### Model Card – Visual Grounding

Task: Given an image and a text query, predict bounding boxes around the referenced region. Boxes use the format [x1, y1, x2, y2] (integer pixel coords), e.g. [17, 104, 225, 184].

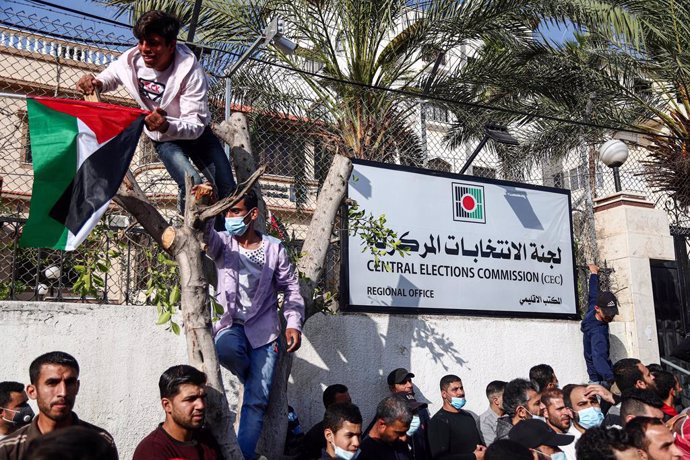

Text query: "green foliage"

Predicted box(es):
[144, 249, 181, 335]
[348, 202, 409, 265]
[71, 223, 121, 300]
[0, 280, 27, 300]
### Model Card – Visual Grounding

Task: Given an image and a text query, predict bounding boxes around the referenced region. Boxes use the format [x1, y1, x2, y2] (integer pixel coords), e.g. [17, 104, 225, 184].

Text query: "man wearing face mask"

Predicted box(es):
[508, 419, 573, 460]
[322, 403, 362, 460]
[205, 188, 305, 460]
[385, 368, 432, 460]
[495, 379, 542, 441]
[541, 389, 576, 460]
[581, 264, 619, 386]
[562, 384, 607, 452]
[428, 374, 485, 459]
[0, 382, 33, 440]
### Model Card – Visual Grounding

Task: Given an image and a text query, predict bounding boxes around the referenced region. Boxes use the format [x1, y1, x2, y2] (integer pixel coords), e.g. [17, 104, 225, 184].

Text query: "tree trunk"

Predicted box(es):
[254, 154, 352, 459]
[173, 225, 243, 460]
[297, 154, 353, 317]
[214, 114, 268, 231]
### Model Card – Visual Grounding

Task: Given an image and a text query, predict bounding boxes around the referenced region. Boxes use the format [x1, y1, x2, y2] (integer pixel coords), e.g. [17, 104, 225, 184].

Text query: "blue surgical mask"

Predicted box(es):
[407, 415, 421, 435]
[450, 397, 466, 410]
[224, 209, 254, 236]
[577, 406, 604, 429]
[549, 452, 567, 460]
[532, 415, 546, 422]
[332, 443, 359, 460]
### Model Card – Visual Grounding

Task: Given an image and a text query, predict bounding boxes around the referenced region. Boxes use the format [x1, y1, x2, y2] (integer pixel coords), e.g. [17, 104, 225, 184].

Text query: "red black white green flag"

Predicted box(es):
[20, 97, 146, 250]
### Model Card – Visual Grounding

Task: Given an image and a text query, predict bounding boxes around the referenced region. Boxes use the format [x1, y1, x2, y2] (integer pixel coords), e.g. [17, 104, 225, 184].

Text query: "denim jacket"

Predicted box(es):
[206, 229, 304, 349]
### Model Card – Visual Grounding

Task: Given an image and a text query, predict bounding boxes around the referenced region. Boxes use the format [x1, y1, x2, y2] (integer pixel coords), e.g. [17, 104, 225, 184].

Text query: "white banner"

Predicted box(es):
[345, 160, 578, 317]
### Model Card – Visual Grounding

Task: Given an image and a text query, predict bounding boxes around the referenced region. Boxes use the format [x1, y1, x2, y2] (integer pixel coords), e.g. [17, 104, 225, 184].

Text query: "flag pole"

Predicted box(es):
[0, 93, 27, 100]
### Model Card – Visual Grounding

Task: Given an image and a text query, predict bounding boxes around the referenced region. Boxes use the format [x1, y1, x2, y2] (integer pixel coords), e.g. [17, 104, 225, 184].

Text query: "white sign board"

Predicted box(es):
[344, 160, 578, 318]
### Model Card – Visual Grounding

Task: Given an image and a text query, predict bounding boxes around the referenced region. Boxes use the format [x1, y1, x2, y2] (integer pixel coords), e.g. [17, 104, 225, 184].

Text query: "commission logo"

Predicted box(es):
[452, 183, 485, 223]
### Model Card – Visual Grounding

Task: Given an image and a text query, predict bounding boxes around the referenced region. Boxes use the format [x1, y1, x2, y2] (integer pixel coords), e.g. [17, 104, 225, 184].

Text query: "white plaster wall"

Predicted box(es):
[0, 302, 189, 459]
[289, 312, 589, 430]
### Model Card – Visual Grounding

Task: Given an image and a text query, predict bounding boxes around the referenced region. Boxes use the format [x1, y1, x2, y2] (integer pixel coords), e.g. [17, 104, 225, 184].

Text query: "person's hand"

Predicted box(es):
[585, 384, 615, 404]
[285, 328, 301, 353]
[474, 445, 486, 460]
[588, 263, 600, 275]
[191, 183, 216, 204]
[144, 108, 170, 132]
[76, 73, 102, 95]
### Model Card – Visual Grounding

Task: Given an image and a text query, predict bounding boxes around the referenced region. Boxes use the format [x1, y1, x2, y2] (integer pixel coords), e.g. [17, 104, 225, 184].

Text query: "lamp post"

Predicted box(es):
[598, 139, 629, 192]
[224, 18, 297, 126]
[459, 124, 519, 175]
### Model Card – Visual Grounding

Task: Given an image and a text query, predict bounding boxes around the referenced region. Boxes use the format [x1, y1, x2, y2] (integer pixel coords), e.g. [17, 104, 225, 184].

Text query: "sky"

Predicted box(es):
[5, 0, 578, 46]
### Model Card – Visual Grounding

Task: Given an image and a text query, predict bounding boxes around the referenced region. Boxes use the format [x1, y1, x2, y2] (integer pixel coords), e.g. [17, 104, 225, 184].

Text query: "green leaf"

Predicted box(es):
[170, 321, 181, 335]
[156, 311, 172, 325]
[169, 285, 181, 305]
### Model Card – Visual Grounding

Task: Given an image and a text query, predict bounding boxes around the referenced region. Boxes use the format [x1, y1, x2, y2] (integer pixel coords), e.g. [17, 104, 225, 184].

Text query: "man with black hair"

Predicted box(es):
[480, 380, 506, 446]
[359, 394, 413, 460]
[0, 382, 33, 439]
[207, 188, 304, 460]
[133, 365, 221, 459]
[529, 365, 559, 393]
[321, 403, 362, 460]
[615, 359, 656, 393]
[25, 426, 117, 460]
[563, 384, 607, 434]
[626, 416, 681, 459]
[302, 384, 353, 459]
[0, 351, 117, 460]
[495, 379, 541, 441]
[428, 374, 485, 459]
[581, 263, 618, 385]
[385, 368, 431, 460]
[575, 426, 639, 460]
[77, 10, 235, 213]
[604, 358, 657, 426]
[620, 389, 665, 427]
[649, 370, 679, 420]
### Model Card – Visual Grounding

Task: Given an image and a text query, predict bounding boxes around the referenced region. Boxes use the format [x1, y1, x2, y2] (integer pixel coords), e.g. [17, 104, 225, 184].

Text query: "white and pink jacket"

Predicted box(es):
[97, 43, 210, 142]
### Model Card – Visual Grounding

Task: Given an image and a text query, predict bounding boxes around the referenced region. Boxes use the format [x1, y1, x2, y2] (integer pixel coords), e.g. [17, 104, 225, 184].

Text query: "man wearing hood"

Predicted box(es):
[581, 264, 619, 386]
[77, 10, 235, 214]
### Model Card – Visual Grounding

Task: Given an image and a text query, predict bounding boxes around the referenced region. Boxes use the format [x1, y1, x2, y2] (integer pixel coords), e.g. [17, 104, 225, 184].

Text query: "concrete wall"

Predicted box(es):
[0, 302, 189, 458]
[289, 312, 589, 430]
[0, 301, 592, 458]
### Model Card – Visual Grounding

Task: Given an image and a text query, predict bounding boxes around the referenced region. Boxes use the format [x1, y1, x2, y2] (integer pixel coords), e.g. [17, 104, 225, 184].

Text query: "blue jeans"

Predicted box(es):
[153, 126, 236, 213]
[215, 325, 279, 460]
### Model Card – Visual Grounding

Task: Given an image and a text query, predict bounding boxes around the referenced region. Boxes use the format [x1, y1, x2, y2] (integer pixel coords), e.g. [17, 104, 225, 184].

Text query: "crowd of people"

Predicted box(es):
[1, 354, 689, 460]
[1, 5, 686, 460]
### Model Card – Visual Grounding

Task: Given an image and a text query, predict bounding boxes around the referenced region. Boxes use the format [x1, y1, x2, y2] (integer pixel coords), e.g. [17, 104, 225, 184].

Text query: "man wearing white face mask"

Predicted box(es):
[322, 403, 362, 460]
[428, 374, 485, 459]
[205, 188, 305, 460]
[508, 419, 573, 460]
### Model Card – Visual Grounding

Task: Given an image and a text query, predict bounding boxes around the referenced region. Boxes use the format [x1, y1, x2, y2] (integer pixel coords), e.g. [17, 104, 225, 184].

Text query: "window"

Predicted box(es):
[569, 167, 581, 190]
[18, 111, 31, 163]
[302, 58, 323, 74]
[335, 32, 345, 52]
[472, 166, 496, 179]
[427, 104, 450, 123]
[427, 157, 452, 172]
[552, 172, 566, 189]
[421, 45, 445, 65]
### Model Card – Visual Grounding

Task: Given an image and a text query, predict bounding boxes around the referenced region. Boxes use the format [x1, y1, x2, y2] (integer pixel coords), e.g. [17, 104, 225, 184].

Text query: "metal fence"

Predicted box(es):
[0, 6, 681, 313]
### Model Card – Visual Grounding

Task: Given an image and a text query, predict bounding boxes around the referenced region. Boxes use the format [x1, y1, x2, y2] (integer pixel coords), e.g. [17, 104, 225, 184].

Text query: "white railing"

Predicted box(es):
[0, 29, 120, 65]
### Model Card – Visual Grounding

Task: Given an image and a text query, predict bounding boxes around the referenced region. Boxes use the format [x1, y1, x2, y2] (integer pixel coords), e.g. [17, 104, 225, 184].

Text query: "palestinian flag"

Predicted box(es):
[20, 97, 146, 251]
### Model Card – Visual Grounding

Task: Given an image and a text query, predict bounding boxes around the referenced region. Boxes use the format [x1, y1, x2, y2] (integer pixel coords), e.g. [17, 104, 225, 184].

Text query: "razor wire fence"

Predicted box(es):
[0, 6, 681, 313]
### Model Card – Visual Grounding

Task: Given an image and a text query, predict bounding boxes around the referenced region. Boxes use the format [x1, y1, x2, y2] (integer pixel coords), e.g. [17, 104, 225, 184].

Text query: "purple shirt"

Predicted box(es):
[206, 229, 305, 348]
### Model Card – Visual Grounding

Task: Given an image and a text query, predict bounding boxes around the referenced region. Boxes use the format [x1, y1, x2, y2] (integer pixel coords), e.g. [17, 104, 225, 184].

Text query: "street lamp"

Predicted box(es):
[224, 18, 297, 124]
[599, 139, 629, 192]
[459, 124, 519, 175]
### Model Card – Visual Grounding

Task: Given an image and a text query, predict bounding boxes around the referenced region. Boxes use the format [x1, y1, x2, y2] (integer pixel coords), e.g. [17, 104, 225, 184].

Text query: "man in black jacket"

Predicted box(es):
[428, 374, 485, 460]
